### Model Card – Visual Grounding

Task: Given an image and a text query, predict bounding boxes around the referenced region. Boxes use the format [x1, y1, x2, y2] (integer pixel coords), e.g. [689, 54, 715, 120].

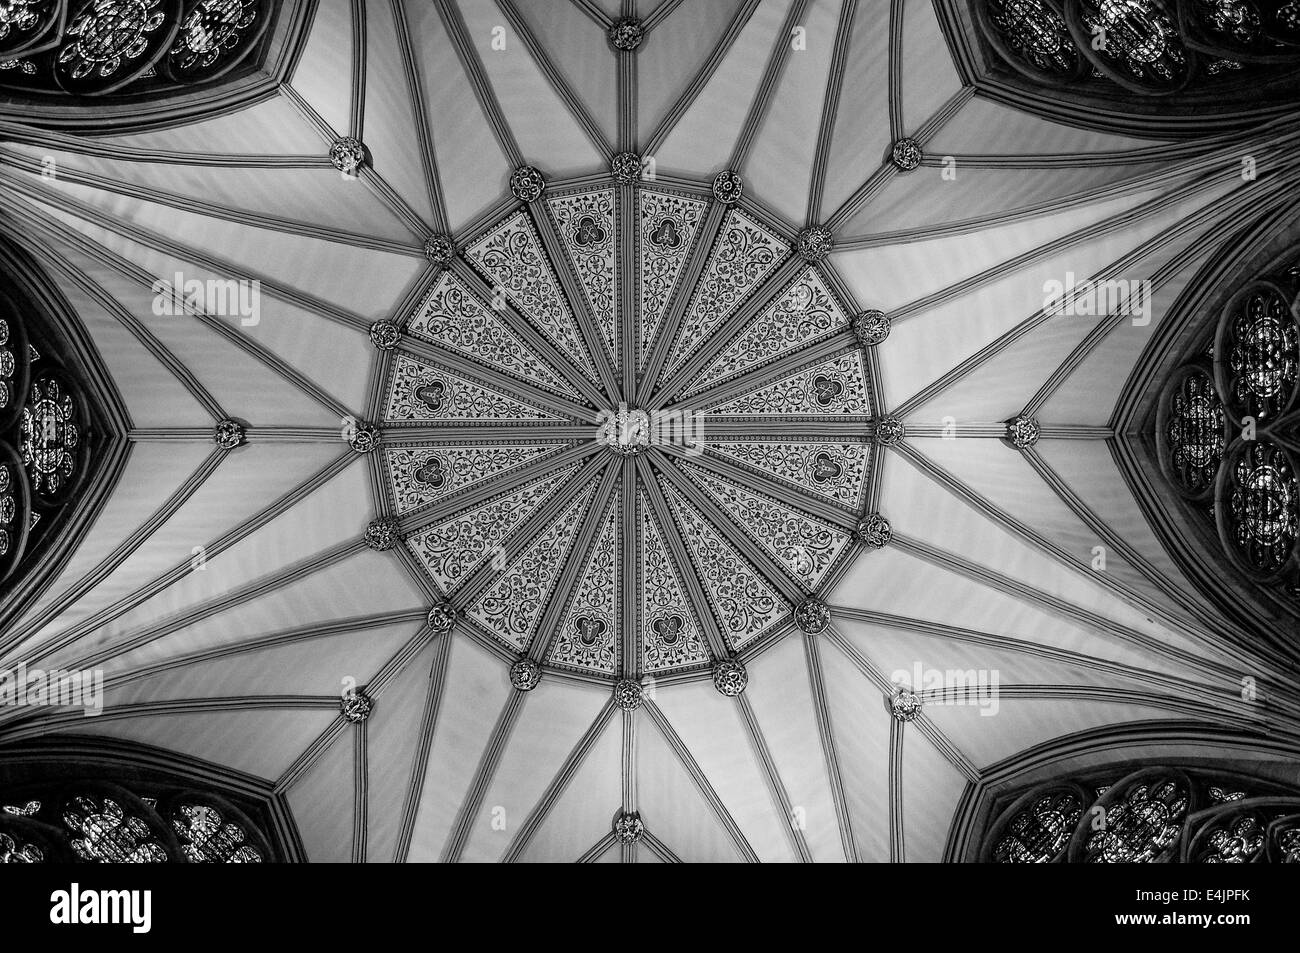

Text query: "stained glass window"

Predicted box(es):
[63, 790, 171, 863]
[1189, 807, 1268, 863]
[1162, 366, 1226, 497]
[0, 0, 60, 57]
[1158, 254, 1300, 601]
[990, 784, 1086, 862]
[0, 449, 28, 580]
[980, 0, 1086, 81]
[168, 795, 265, 863]
[1074, 0, 1193, 92]
[0, 0, 274, 99]
[20, 371, 84, 503]
[164, 0, 261, 82]
[1273, 819, 1300, 862]
[1219, 283, 1299, 423]
[983, 766, 1300, 862]
[0, 817, 56, 863]
[1221, 440, 1299, 576]
[0, 783, 271, 863]
[0, 288, 92, 591]
[974, 0, 1300, 96]
[1081, 769, 1190, 863]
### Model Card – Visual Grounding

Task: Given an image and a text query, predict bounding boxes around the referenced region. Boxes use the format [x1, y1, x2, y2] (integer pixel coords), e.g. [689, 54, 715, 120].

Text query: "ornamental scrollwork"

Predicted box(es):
[550, 499, 619, 674]
[687, 267, 849, 396]
[406, 272, 580, 399]
[662, 482, 786, 648]
[638, 188, 707, 356]
[384, 443, 562, 514]
[547, 188, 619, 364]
[665, 209, 789, 376]
[406, 466, 576, 592]
[465, 211, 595, 378]
[640, 497, 709, 673]
[706, 440, 871, 509]
[384, 355, 556, 424]
[705, 351, 871, 418]
[469, 488, 595, 650]
[682, 463, 850, 587]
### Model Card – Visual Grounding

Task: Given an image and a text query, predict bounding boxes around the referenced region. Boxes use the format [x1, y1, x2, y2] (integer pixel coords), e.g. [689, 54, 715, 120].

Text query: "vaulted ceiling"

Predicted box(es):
[0, 0, 1297, 863]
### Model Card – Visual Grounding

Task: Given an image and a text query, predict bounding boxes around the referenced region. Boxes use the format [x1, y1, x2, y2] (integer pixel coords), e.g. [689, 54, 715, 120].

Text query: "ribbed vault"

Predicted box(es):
[0, 0, 1296, 863]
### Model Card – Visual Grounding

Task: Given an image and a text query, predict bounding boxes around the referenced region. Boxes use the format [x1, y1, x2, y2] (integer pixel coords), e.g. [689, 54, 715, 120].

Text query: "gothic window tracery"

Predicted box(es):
[0, 0, 62, 58]
[0, 781, 272, 863]
[983, 765, 1300, 862]
[0, 0, 296, 129]
[0, 284, 91, 590]
[968, 0, 1300, 123]
[1156, 253, 1300, 602]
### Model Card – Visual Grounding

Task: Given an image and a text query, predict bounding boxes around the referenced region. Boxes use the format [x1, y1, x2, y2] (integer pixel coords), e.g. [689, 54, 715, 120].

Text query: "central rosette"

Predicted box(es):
[598, 405, 651, 456]
[378, 172, 879, 685]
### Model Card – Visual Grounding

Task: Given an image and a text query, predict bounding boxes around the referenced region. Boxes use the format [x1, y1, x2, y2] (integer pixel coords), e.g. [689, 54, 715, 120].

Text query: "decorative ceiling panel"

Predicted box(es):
[382, 442, 568, 515]
[679, 462, 853, 589]
[638, 489, 711, 675]
[464, 209, 599, 381]
[374, 178, 870, 688]
[546, 186, 619, 368]
[663, 207, 790, 377]
[406, 464, 581, 595]
[466, 480, 599, 651]
[704, 439, 872, 511]
[406, 270, 583, 399]
[637, 185, 707, 362]
[382, 354, 562, 425]
[660, 477, 789, 650]
[701, 349, 872, 418]
[548, 488, 620, 675]
[684, 265, 851, 396]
